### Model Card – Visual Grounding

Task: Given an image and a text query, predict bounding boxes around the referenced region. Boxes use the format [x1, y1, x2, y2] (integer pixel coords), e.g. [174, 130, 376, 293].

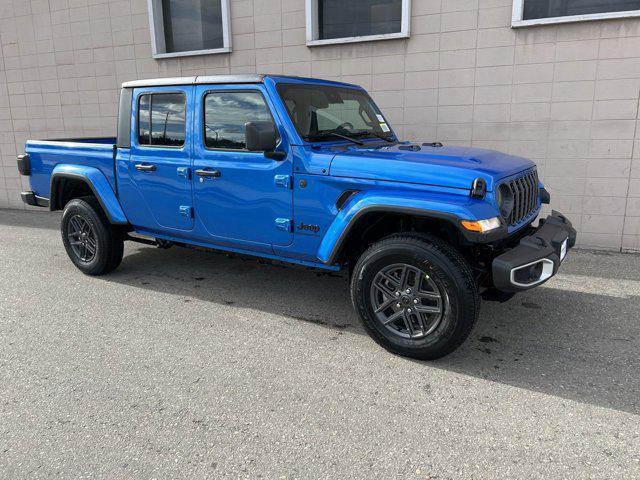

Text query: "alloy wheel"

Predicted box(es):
[67, 214, 98, 262]
[370, 263, 447, 339]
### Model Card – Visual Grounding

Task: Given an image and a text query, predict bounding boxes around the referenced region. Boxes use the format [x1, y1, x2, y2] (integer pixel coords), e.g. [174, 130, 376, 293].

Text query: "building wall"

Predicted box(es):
[1, 0, 639, 251]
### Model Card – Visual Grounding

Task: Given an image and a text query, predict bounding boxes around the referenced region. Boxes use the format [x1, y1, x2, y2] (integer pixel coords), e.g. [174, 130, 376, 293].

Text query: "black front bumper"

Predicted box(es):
[492, 210, 576, 292]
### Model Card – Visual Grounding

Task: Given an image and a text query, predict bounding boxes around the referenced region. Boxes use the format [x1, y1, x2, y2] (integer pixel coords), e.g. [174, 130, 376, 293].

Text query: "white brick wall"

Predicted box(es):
[1, 0, 639, 251]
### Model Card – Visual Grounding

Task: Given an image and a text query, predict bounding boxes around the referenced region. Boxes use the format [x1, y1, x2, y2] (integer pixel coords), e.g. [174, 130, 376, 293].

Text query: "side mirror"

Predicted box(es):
[245, 121, 277, 152]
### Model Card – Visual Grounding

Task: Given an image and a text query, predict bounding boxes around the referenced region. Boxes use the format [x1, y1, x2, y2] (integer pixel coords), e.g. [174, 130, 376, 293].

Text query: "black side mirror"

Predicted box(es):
[245, 121, 277, 152]
[245, 121, 286, 160]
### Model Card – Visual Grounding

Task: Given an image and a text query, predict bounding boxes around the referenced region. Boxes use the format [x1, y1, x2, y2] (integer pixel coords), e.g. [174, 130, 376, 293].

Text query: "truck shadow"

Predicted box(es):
[0, 208, 61, 230]
[106, 243, 640, 416]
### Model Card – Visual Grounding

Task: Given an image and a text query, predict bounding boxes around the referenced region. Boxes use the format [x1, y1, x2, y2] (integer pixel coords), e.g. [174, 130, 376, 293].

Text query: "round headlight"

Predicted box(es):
[497, 184, 514, 219]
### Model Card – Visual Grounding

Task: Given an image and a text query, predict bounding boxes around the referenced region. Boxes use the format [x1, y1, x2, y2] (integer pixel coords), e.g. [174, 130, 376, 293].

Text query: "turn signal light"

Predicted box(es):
[461, 217, 501, 233]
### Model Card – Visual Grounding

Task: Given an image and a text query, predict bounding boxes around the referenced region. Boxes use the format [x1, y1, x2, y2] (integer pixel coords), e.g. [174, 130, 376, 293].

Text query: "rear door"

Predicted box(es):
[192, 84, 293, 247]
[124, 86, 194, 232]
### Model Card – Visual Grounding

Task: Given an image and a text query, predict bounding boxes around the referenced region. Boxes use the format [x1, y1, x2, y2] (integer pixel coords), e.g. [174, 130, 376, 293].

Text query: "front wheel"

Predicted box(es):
[61, 196, 124, 275]
[351, 234, 479, 360]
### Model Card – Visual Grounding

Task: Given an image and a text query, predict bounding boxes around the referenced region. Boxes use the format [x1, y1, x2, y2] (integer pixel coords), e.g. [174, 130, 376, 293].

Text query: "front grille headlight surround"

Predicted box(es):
[497, 183, 515, 220]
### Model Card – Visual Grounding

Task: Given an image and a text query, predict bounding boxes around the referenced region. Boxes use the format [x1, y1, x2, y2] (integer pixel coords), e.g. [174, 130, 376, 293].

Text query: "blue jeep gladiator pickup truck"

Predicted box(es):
[17, 74, 576, 359]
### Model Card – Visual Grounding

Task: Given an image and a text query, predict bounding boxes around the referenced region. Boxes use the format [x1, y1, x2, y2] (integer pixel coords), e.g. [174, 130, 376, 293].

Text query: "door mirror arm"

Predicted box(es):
[265, 150, 286, 160]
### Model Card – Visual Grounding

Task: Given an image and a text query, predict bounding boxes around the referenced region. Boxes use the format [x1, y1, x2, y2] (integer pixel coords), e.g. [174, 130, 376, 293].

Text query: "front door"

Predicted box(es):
[125, 86, 194, 232]
[192, 85, 293, 247]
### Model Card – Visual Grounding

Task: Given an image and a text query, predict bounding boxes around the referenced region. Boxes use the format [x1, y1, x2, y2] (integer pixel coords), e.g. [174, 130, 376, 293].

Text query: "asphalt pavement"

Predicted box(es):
[1, 209, 639, 479]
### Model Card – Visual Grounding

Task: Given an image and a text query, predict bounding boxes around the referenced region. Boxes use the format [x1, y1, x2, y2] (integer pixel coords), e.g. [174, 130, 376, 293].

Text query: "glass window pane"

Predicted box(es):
[204, 92, 273, 150]
[523, 0, 640, 20]
[138, 94, 150, 145]
[162, 0, 224, 53]
[150, 93, 186, 147]
[318, 0, 402, 40]
[317, 99, 371, 131]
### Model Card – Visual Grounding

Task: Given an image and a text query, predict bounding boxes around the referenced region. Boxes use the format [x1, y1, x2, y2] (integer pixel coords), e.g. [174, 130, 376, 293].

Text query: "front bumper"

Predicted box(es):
[492, 210, 576, 292]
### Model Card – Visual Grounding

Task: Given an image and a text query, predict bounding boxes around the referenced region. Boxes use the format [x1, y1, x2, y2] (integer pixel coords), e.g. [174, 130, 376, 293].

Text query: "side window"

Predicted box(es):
[138, 94, 151, 144]
[137, 92, 186, 147]
[204, 91, 273, 150]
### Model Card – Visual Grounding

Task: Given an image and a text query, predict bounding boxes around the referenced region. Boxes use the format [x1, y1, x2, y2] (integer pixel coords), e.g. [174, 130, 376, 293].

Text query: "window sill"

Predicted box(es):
[512, 9, 640, 28]
[152, 47, 231, 59]
[306, 31, 409, 47]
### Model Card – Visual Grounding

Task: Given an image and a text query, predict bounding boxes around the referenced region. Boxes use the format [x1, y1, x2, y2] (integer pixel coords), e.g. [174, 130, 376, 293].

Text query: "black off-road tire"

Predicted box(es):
[61, 196, 124, 275]
[351, 234, 479, 360]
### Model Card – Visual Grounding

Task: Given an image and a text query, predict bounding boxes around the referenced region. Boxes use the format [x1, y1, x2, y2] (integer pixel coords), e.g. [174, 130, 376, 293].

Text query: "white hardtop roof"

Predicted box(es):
[121, 74, 360, 90]
[121, 74, 265, 89]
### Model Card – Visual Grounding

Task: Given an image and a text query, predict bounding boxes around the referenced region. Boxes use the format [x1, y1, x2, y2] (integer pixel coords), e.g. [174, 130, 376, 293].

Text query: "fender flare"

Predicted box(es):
[316, 190, 502, 264]
[50, 164, 128, 225]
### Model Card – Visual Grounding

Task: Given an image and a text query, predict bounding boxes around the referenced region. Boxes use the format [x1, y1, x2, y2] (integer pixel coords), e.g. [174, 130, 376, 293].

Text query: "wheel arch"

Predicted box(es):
[316, 190, 501, 266]
[322, 206, 463, 266]
[50, 165, 128, 225]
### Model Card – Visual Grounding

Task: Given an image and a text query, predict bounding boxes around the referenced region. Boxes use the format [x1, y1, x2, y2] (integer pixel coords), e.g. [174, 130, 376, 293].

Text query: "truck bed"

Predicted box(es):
[25, 137, 117, 200]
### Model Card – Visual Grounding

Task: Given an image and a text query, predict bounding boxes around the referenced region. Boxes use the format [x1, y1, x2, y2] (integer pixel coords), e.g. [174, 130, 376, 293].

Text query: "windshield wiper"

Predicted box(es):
[303, 131, 364, 146]
[351, 130, 395, 143]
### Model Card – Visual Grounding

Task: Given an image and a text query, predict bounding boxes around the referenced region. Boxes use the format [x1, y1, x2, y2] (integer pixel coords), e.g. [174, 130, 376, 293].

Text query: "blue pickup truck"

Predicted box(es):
[17, 74, 575, 359]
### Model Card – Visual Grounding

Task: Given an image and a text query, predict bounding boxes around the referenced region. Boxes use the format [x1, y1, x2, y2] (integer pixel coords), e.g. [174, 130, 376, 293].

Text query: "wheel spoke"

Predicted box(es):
[398, 265, 409, 290]
[417, 291, 441, 299]
[414, 312, 428, 335]
[69, 217, 81, 234]
[373, 276, 397, 298]
[84, 241, 96, 255]
[382, 309, 404, 325]
[374, 296, 398, 313]
[402, 312, 415, 336]
[407, 266, 421, 289]
[380, 271, 400, 288]
[414, 303, 441, 314]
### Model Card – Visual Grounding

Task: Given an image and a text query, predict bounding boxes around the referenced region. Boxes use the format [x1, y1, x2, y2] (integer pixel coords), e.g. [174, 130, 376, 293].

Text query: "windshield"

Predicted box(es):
[276, 83, 395, 142]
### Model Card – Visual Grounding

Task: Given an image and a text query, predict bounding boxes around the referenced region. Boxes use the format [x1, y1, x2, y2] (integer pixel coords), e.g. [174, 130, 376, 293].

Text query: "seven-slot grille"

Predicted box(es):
[504, 169, 539, 226]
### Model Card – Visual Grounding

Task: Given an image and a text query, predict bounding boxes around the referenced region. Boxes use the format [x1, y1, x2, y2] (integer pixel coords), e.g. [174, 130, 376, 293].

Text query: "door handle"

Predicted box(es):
[195, 169, 221, 178]
[135, 163, 157, 172]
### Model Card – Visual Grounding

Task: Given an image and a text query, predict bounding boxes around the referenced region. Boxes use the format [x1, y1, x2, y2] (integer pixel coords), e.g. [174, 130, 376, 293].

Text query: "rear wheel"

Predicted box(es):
[351, 234, 479, 360]
[61, 196, 124, 275]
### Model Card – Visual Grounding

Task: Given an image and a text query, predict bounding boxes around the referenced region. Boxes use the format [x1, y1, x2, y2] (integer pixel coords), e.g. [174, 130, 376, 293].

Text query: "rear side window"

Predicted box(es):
[204, 91, 273, 150]
[137, 92, 186, 147]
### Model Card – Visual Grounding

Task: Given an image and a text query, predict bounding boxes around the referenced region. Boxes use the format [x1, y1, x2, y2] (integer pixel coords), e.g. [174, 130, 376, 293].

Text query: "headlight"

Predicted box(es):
[460, 217, 501, 233]
[497, 183, 514, 219]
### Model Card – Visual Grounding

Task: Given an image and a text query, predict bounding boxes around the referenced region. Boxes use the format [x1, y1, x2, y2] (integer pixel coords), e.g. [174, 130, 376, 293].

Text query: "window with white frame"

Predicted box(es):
[147, 0, 231, 58]
[306, 0, 410, 46]
[512, 0, 640, 27]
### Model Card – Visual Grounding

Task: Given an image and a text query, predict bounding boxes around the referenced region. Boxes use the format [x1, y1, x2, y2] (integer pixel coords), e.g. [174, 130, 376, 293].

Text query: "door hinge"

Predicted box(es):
[177, 167, 190, 179]
[274, 218, 292, 232]
[274, 174, 292, 189]
[179, 205, 193, 218]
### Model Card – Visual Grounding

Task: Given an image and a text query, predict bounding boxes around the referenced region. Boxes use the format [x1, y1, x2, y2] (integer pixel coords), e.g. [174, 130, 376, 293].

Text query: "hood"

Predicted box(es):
[328, 143, 536, 191]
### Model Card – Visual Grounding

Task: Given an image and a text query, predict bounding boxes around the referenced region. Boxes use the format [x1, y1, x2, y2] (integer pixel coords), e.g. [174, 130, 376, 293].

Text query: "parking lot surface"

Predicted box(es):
[1, 209, 639, 479]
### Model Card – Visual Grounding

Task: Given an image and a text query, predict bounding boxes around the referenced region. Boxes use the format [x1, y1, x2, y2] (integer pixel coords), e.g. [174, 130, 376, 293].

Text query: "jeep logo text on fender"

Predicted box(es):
[297, 221, 320, 233]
